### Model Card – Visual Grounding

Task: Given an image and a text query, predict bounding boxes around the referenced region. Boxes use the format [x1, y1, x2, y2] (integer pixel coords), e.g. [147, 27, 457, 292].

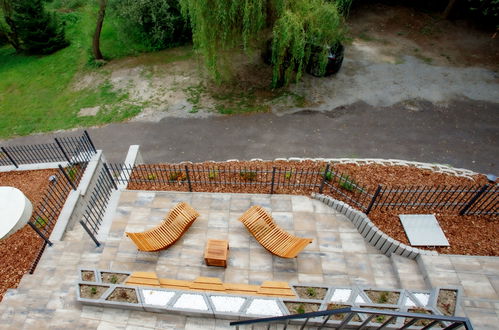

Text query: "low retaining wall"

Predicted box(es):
[311, 193, 438, 260]
[77, 268, 459, 326]
[50, 150, 107, 241]
[219, 157, 478, 179]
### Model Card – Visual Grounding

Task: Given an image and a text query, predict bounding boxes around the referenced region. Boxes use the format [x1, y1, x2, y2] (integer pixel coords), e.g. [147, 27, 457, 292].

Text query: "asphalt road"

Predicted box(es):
[2, 99, 498, 174]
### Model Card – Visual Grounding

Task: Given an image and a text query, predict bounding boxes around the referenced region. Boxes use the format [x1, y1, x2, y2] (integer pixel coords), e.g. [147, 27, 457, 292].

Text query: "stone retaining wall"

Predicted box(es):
[311, 193, 438, 260]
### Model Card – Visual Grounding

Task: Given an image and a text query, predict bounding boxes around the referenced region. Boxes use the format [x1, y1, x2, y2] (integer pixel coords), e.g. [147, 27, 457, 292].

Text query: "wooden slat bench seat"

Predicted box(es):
[238, 206, 313, 258]
[257, 281, 295, 297]
[190, 277, 225, 291]
[126, 202, 200, 252]
[159, 278, 191, 290]
[125, 271, 160, 287]
[123, 272, 297, 298]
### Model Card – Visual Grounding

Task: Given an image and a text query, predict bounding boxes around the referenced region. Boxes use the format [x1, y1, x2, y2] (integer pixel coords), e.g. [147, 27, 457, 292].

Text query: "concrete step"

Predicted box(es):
[390, 254, 428, 290]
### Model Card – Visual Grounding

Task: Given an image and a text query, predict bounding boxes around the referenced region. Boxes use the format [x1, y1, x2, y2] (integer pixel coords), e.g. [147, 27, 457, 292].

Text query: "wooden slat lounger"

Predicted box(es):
[238, 206, 313, 258]
[126, 202, 200, 252]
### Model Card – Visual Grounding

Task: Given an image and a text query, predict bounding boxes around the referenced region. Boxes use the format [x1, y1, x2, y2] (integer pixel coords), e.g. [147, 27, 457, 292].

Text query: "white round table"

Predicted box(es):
[0, 187, 33, 240]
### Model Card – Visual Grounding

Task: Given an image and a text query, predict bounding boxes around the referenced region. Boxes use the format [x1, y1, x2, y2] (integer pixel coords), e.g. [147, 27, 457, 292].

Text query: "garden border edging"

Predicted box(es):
[311, 193, 438, 260]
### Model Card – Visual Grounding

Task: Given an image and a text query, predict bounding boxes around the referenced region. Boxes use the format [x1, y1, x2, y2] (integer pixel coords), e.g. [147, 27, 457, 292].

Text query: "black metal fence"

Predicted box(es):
[26, 163, 88, 246]
[80, 164, 118, 247]
[0, 131, 96, 167]
[108, 163, 324, 195]
[109, 163, 497, 217]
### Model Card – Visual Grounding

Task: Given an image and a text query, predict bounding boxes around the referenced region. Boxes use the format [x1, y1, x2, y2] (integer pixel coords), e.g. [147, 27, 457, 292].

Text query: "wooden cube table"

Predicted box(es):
[204, 239, 229, 267]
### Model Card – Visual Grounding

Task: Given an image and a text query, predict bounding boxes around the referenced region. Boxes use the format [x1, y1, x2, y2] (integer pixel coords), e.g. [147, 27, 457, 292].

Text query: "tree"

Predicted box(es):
[179, 0, 350, 87]
[92, 0, 106, 61]
[3, 0, 68, 54]
[109, 0, 191, 50]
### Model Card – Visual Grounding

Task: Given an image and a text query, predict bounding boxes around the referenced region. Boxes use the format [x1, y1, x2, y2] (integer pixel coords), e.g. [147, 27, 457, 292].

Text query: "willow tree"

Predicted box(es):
[178, 0, 265, 81]
[179, 0, 350, 87]
[271, 0, 346, 87]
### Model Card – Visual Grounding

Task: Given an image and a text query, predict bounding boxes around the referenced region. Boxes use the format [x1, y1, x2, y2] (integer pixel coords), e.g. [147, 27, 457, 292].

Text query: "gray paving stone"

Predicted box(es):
[3, 191, 494, 329]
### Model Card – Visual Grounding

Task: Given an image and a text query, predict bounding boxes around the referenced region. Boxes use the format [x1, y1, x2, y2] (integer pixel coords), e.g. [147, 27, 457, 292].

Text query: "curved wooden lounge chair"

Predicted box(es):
[238, 206, 313, 258]
[126, 202, 200, 252]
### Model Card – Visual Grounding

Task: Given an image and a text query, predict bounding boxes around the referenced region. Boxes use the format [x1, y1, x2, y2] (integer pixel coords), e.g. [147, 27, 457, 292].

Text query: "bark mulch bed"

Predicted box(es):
[0, 169, 58, 302]
[127, 160, 497, 256]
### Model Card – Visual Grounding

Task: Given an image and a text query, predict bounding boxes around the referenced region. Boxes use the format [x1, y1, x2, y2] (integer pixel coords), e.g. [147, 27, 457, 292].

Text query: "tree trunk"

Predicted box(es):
[443, 0, 458, 19]
[2, 0, 21, 52]
[92, 0, 106, 60]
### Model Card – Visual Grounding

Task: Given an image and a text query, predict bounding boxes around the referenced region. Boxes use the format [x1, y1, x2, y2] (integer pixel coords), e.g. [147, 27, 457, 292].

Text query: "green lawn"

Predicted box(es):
[0, 5, 150, 139]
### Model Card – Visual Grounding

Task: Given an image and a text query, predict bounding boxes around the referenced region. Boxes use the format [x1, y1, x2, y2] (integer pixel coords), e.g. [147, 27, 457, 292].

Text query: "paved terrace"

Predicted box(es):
[0, 191, 498, 329]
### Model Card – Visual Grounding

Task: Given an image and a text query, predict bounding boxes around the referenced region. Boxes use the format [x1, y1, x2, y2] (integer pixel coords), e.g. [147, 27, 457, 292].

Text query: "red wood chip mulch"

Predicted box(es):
[0, 169, 57, 302]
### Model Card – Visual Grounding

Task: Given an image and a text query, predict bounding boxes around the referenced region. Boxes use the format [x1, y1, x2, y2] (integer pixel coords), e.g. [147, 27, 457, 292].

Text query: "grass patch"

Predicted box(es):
[0, 4, 148, 139]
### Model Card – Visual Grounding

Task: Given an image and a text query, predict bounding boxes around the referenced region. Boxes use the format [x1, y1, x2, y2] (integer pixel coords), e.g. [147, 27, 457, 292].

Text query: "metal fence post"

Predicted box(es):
[103, 163, 118, 190]
[319, 164, 330, 194]
[270, 167, 276, 194]
[1, 147, 19, 168]
[84, 130, 97, 153]
[459, 184, 489, 215]
[80, 221, 101, 247]
[366, 185, 382, 215]
[27, 221, 53, 246]
[58, 165, 77, 190]
[185, 166, 192, 192]
[54, 138, 72, 163]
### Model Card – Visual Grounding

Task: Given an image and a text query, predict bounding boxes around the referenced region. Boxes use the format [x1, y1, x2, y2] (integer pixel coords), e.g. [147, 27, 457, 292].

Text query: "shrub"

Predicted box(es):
[240, 170, 257, 181]
[296, 304, 305, 314]
[5, 0, 69, 54]
[109, 0, 191, 50]
[208, 168, 219, 180]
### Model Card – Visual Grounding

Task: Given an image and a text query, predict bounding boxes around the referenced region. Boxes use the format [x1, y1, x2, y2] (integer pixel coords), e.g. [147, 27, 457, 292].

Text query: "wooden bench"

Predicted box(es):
[239, 206, 313, 258]
[190, 277, 226, 291]
[125, 271, 160, 287]
[124, 272, 297, 298]
[126, 202, 200, 252]
[257, 281, 295, 297]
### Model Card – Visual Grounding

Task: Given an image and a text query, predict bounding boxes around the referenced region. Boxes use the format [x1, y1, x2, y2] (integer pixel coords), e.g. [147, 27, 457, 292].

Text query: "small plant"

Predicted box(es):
[339, 175, 359, 192]
[90, 287, 97, 295]
[146, 173, 157, 180]
[240, 170, 257, 181]
[110, 275, 118, 284]
[378, 291, 389, 304]
[306, 287, 317, 298]
[375, 315, 386, 323]
[119, 290, 129, 300]
[66, 167, 77, 181]
[208, 168, 219, 180]
[296, 304, 305, 314]
[35, 216, 48, 229]
[325, 170, 334, 182]
[169, 171, 184, 182]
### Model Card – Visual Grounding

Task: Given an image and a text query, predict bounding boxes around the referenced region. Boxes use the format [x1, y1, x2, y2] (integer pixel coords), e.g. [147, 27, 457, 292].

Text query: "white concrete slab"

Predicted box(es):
[399, 214, 449, 246]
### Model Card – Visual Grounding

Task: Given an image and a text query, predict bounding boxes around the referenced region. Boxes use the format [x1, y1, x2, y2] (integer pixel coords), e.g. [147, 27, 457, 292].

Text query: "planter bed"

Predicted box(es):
[0, 169, 58, 302]
[285, 301, 321, 314]
[79, 284, 110, 299]
[437, 289, 457, 316]
[100, 271, 129, 284]
[77, 269, 462, 322]
[293, 286, 328, 300]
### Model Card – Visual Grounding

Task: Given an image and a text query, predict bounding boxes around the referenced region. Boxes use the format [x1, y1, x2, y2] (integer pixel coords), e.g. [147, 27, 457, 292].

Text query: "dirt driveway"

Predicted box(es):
[72, 3, 498, 121]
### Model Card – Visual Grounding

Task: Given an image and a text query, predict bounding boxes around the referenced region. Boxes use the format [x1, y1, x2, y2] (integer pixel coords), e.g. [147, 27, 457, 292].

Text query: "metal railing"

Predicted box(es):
[26, 163, 88, 246]
[229, 306, 473, 329]
[0, 131, 96, 167]
[108, 163, 497, 217]
[80, 164, 118, 247]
